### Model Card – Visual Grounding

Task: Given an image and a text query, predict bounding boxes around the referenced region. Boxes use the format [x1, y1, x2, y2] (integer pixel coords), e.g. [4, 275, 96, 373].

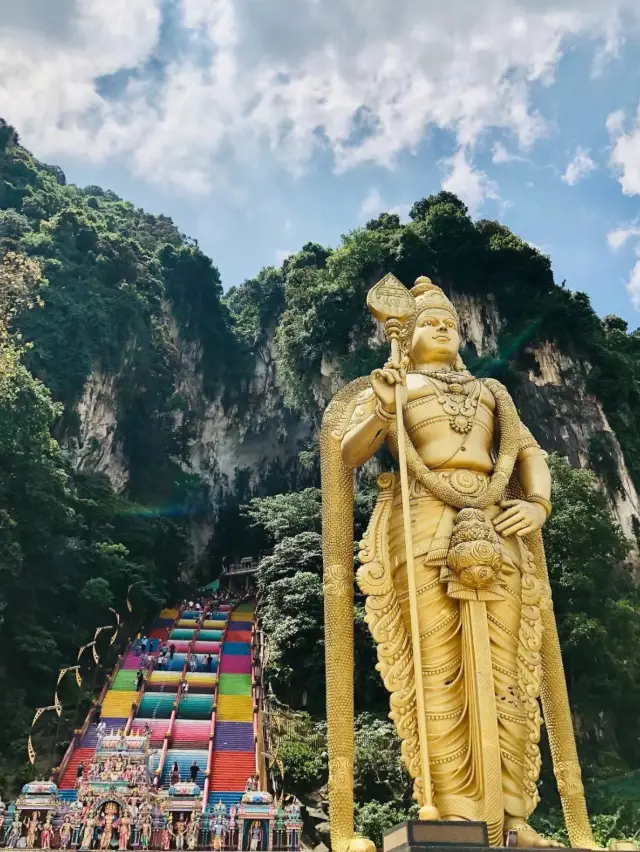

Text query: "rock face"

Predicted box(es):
[69, 369, 128, 493]
[69, 293, 640, 562]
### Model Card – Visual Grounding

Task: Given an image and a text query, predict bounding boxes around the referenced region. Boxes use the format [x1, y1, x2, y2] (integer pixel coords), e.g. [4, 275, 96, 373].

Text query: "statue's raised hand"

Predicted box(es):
[370, 363, 407, 414]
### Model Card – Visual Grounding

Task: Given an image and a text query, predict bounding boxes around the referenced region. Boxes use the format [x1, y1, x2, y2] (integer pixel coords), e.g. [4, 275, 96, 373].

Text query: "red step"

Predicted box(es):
[60, 747, 95, 789]
[226, 630, 251, 643]
[149, 627, 168, 640]
[210, 751, 255, 791]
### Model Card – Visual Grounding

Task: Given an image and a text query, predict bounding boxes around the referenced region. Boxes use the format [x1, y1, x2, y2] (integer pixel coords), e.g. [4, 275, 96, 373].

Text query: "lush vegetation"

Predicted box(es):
[4, 117, 640, 842]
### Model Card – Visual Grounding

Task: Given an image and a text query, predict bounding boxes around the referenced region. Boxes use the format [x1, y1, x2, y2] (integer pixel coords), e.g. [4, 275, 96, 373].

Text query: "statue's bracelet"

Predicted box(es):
[526, 493, 552, 518]
[374, 402, 395, 423]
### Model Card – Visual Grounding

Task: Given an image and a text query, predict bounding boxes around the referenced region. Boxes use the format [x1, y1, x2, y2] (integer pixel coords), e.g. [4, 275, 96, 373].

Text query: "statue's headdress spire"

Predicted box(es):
[410, 275, 458, 324]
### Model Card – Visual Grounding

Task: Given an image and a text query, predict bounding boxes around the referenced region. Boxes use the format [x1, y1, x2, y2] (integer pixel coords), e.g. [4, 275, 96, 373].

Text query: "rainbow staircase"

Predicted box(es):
[58, 608, 179, 801]
[208, 601, 256, 810]
[55, 600, 260, 812]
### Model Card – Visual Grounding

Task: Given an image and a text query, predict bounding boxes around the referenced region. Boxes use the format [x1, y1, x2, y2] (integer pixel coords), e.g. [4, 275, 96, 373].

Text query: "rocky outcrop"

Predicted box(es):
[69, 294, 640, 563]
[68, 369, 128, 492]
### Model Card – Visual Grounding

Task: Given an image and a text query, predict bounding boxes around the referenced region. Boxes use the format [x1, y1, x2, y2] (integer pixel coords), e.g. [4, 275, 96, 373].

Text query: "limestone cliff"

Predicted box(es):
[68, 291, 640, 563]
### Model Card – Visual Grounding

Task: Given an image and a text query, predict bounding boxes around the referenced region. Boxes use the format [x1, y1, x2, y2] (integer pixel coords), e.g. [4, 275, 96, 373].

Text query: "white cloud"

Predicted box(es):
[607, 224, 640, 251]
[441, 149, 499, 215]
[275, 248, 293, 265]
[561, 147, 597, 185]
[491, 141, 528, 164]
[0, 0, 639, 193]
[608, 105, 640, 196]
[359, 188, 384, 221]
[358, 187, 410, 222]
[626, 257, 640, 310]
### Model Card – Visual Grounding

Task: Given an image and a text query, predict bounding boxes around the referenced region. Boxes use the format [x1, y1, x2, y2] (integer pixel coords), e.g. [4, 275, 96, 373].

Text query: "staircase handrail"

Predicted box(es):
[54, 636, 133, 786]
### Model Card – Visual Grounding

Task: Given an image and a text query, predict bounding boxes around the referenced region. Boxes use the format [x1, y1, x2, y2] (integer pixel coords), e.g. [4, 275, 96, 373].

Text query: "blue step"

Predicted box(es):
[227, 621, 252, 630]
[161, 749, 209, 789]
[223, 642, 250, 656]
[59, 790, 77, 802]
[207, 791, 243, 810]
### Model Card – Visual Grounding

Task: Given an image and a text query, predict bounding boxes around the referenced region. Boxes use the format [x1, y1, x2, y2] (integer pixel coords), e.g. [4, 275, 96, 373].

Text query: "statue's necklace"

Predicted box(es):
[414, 370, 480, 435]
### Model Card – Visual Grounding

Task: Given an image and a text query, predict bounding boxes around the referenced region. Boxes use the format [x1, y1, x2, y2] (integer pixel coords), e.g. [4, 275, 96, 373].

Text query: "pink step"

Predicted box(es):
[220, 656, 251, 674]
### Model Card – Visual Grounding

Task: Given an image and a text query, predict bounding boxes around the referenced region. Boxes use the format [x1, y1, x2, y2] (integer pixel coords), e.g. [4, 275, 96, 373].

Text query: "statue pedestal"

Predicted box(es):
[383, 821, 489, 852]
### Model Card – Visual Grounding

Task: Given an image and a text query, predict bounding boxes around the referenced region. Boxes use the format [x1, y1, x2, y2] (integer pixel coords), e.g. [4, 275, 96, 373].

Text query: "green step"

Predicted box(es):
[139, 693, 174, 719]
[198, 630, 222, 641]
[170, 629, 195, 640]
[218, 674, 252, 695]
[112, 670, 138, 691]
[177, 696, 213, 719]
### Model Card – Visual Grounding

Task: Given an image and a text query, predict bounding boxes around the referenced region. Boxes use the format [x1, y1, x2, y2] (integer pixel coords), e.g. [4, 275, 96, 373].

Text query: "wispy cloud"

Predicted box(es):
[608, 105, 640, 196]
[275, 248, 293, 265]
[441, 149, 500, 216]
[607, 223, 640, 251]
[358, 187, 410, 223]
[561, 148, 597, 185]
[1, 0, 638, 194]
[627, 257, 640, 309]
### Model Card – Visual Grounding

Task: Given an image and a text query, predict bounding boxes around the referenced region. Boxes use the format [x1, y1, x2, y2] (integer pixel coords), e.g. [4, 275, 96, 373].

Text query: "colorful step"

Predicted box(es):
[209, 602, 256, 804]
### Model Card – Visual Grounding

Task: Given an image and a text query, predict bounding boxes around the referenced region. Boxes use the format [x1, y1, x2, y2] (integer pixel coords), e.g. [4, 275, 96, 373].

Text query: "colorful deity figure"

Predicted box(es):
[24, 810, 40, 847]
[100, 804, 118, 850]
[118, 813, 131, 850]
[40, 814, 54, 850]
[160, 815, 173, 852]
[174, 815, 186, 851]
[81, 814, 97, 851]
[211, 814, 225, 852]
[6, 814, 22, 848]
[248, 821, 263, 852]
[139, 814, 153, 850]
[186, 812, 199, 851]
[59, 815, 73, 850]
[71, 811, 84, 848]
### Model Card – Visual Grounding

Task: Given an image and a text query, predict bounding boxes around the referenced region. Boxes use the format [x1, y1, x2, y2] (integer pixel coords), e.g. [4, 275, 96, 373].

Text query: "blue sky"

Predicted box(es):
[1, 0, 640, 324]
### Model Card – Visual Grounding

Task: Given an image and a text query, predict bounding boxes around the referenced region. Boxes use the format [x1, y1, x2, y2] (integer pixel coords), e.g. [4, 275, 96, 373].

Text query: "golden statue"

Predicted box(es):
[320, 274, 599, 852]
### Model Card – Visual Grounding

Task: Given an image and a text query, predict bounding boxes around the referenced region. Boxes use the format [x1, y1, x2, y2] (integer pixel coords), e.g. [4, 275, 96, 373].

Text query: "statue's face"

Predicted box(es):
[410, 309, 460, 365]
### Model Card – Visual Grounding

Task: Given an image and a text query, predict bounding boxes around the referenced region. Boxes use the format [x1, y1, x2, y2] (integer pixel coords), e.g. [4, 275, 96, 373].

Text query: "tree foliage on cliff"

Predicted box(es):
[226, 194, 640, 499]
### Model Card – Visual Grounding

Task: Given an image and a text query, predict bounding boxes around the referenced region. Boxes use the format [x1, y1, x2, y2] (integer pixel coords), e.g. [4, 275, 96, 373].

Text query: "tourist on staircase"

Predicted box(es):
[171, 762, 180, 785]
[190, 761, 199, 783]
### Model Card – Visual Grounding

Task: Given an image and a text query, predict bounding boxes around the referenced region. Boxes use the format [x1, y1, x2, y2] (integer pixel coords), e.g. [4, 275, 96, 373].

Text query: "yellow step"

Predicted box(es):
[216, 694, 253, 722]
[101, 690, 138, 717]
[203, 620, 226, 630]
[186, 672, 217, 687]
[149, 672, 181, 684]
[177, 619, 199, 628]
[160, 608, 179, 618]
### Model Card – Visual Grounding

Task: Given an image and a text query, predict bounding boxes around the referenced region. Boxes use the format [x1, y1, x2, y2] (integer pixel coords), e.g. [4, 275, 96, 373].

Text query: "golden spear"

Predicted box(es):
[367, 273, 440, 820]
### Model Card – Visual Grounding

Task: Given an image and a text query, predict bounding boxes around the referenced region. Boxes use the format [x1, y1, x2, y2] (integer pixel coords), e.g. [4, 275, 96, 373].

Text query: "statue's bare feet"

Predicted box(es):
[608, 841, 637, 850]
[348, 835, 376, 852]
[504, 819, 565, 848]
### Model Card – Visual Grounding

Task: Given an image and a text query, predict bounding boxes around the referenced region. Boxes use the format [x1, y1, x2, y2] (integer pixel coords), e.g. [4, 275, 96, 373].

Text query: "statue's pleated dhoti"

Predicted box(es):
[386, 477, 542, 841]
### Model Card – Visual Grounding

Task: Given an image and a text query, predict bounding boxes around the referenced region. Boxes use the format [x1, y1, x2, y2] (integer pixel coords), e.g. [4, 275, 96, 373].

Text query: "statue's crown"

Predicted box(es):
[410, 275, 458, 324]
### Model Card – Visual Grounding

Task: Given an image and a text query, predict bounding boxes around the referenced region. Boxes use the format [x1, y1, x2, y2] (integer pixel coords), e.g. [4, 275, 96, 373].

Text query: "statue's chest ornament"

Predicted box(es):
[414, 371, 481, 434]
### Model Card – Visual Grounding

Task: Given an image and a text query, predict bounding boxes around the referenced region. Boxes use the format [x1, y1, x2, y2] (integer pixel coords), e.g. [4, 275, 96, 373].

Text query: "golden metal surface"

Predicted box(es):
[320, 274, 597, 850]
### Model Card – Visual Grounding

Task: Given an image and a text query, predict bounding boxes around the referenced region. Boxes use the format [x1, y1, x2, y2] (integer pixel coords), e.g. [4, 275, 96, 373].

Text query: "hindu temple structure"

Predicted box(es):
[3, 600, 302, 851]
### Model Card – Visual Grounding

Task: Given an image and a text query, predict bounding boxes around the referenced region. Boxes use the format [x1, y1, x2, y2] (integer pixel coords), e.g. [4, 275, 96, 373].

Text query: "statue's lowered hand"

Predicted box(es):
[493, 499, 547, 537]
